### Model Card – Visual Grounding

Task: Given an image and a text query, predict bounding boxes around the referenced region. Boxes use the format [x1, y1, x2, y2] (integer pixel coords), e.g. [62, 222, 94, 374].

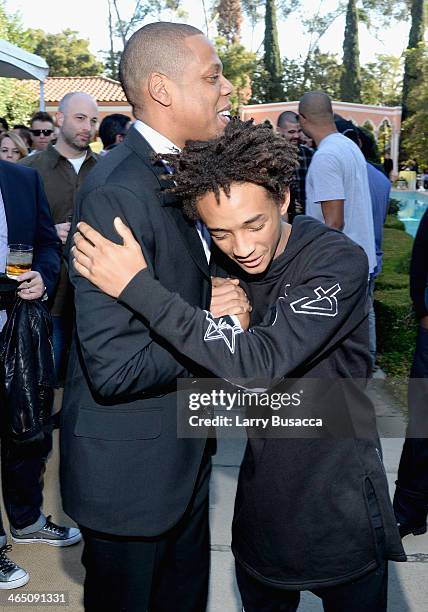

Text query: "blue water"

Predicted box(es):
[391, 191, 428, 237]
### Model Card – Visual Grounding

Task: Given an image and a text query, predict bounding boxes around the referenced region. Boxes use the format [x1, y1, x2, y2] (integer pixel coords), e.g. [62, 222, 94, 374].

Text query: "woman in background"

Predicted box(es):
[0, 131, 28, 163]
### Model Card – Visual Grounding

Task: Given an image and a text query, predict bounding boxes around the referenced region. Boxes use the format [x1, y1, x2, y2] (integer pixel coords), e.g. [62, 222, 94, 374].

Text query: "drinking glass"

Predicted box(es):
[6, 244, 33, 279]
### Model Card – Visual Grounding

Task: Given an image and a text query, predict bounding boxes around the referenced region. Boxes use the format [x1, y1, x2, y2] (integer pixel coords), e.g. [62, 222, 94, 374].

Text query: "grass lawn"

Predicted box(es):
[374, 215, 417, 404]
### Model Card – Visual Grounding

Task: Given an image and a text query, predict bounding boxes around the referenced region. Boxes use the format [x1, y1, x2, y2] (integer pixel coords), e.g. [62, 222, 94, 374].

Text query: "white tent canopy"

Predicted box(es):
[0, 39, 49, 110]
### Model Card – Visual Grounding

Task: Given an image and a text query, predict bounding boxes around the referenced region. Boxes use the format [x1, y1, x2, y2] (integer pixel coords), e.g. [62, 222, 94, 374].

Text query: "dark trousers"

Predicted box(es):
[0, 431, 52, 535]
[394, 326, 428, 521]
[80, 454, 211, 612]
[236, 556, 388, 612]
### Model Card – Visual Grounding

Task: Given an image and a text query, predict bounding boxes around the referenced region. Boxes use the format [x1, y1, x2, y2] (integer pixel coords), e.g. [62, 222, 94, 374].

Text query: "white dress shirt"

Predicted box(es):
[0, 187, 9, 331]
[133, 120, 211, 262]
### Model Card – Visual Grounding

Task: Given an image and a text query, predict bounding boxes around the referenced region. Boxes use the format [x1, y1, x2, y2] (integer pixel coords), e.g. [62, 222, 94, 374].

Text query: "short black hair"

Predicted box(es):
[163, 118, 298, 221]
[335, 119, 360, 146]
[277, 111, 298, 127]
[30, 111, 54, 126]
[99, 113, 130, 148]
[0, 117, 9, 131]
[119, 22, 203, 114]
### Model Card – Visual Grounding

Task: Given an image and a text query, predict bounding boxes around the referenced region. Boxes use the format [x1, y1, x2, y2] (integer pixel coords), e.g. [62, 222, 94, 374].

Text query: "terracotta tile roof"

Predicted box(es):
[32, 76, 127, 102]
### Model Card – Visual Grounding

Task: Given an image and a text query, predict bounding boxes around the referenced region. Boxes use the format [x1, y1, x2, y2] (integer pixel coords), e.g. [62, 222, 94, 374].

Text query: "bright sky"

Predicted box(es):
[7, 0, 411, 65]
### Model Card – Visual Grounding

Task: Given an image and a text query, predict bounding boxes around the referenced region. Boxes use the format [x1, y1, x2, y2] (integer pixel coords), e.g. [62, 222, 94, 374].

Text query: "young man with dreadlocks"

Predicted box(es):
[72, 119, 405, 611]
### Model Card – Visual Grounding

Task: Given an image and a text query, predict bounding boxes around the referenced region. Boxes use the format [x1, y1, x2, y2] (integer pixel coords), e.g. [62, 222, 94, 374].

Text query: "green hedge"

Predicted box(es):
[374, 222, 417, 379]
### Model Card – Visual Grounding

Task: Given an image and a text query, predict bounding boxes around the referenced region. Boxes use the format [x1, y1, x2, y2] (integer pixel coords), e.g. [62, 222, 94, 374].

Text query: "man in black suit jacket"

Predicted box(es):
[60, 22, 234, 611]
[0, 161, 79, 589]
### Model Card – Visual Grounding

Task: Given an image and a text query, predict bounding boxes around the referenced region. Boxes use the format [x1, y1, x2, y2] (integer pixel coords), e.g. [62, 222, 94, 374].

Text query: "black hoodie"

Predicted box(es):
[118, 215, 406, 588]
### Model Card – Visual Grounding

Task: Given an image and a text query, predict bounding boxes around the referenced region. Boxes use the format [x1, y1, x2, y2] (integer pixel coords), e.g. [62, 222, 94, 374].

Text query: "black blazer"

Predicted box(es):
[0, 161, 61, 298]
[60, 127, 212, 537]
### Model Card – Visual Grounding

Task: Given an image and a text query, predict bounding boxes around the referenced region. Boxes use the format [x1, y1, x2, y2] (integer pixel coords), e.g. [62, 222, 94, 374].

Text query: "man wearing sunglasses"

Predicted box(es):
[29, 112, 56, 152]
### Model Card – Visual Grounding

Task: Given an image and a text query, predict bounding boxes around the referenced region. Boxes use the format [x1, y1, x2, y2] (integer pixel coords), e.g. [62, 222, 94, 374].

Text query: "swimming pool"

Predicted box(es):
[391, 191, 428, 237]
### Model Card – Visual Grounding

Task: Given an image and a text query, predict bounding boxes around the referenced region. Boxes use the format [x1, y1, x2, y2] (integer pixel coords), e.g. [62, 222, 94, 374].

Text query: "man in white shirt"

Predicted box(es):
[61, 22, 235, 611]
[299, 91, 376, 276]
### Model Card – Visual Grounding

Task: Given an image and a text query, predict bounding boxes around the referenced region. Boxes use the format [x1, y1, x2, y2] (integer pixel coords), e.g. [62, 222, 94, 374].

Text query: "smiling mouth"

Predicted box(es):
[217, 110, 232, 123]
[237, 254, 264, 269]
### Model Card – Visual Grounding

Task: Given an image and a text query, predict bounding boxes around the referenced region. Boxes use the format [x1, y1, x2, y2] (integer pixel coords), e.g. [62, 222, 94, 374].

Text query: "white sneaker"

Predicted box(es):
[11, 516, 81, 547]
[0, 545, 29, 589]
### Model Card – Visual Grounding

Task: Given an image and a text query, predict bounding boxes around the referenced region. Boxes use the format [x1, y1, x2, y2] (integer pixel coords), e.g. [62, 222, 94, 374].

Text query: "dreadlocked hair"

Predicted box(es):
[162, 118, 299, 221]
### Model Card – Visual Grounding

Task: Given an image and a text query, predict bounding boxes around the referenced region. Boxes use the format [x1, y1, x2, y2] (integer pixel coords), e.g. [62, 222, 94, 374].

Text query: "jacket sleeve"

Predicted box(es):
[31, 171, 62, 298]
[118, 235, 369, 386]
[68, 184, 190, 399]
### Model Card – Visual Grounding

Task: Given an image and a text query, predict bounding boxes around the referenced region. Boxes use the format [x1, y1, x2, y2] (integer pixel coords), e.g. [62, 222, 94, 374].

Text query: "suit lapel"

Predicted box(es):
[0, 164, 22, 243]
[125, 129, 210, 278]
[164, 201, 210, 278]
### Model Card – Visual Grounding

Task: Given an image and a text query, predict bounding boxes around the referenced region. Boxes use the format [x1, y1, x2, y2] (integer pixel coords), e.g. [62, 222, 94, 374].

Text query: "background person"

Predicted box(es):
[20, 93, 99, 380]
[299, 91, 376, 278]
[0, 117, 9, 135]
[29, 111, 56, 153]
[383, 152, 393, 179]
[72, 119, 405, 612]
[12, 125, 32, 153]
[0, 160, 78, 590]
[98, 113, 131, 154]
[0, 131, 28, 163]
[394, 208, 428, 538]
[276, 110, 313, 220]
[335, 119, 391, 370]
[60, 22, 233, 612]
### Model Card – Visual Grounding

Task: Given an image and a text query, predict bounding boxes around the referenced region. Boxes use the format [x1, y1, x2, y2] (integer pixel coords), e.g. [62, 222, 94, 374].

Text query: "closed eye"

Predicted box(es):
[249, 224, 265, 232]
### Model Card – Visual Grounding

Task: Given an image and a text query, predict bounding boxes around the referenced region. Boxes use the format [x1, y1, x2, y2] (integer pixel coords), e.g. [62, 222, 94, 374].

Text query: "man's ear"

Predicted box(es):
[148, 72, 172, 107]
[56, 111, 64, 128]
[279, 188, 290, 218]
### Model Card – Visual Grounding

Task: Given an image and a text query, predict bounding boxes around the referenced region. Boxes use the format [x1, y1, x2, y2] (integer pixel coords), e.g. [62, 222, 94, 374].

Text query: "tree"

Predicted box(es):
[216, 37, 257, 111]
[282, 49, 342, 101]
[281, 57, 305, 101]
[0, 2, 103, 77]
[300, 1, 346, 89]
[340, 0, 361, 102]
[215, 0, 242, 43]
[104, 0, 185, 80]
[263, 0, 284, 102]
[242, 0, 264, 47]
[401, 46, 428, 166]
[401, 0, 425, 120]
[248, 60, 271, 104]
[0, 0, 28, 47]
[304, 50, 342, 99]
[26, 29, 104, 77]
[0, 79, 37, 125]
[0, 2, 38, 123]
[360, 54, 403, 106]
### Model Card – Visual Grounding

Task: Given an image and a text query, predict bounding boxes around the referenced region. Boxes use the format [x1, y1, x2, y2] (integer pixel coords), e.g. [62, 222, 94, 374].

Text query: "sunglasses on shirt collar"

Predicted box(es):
[30, 129, 54, 137]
